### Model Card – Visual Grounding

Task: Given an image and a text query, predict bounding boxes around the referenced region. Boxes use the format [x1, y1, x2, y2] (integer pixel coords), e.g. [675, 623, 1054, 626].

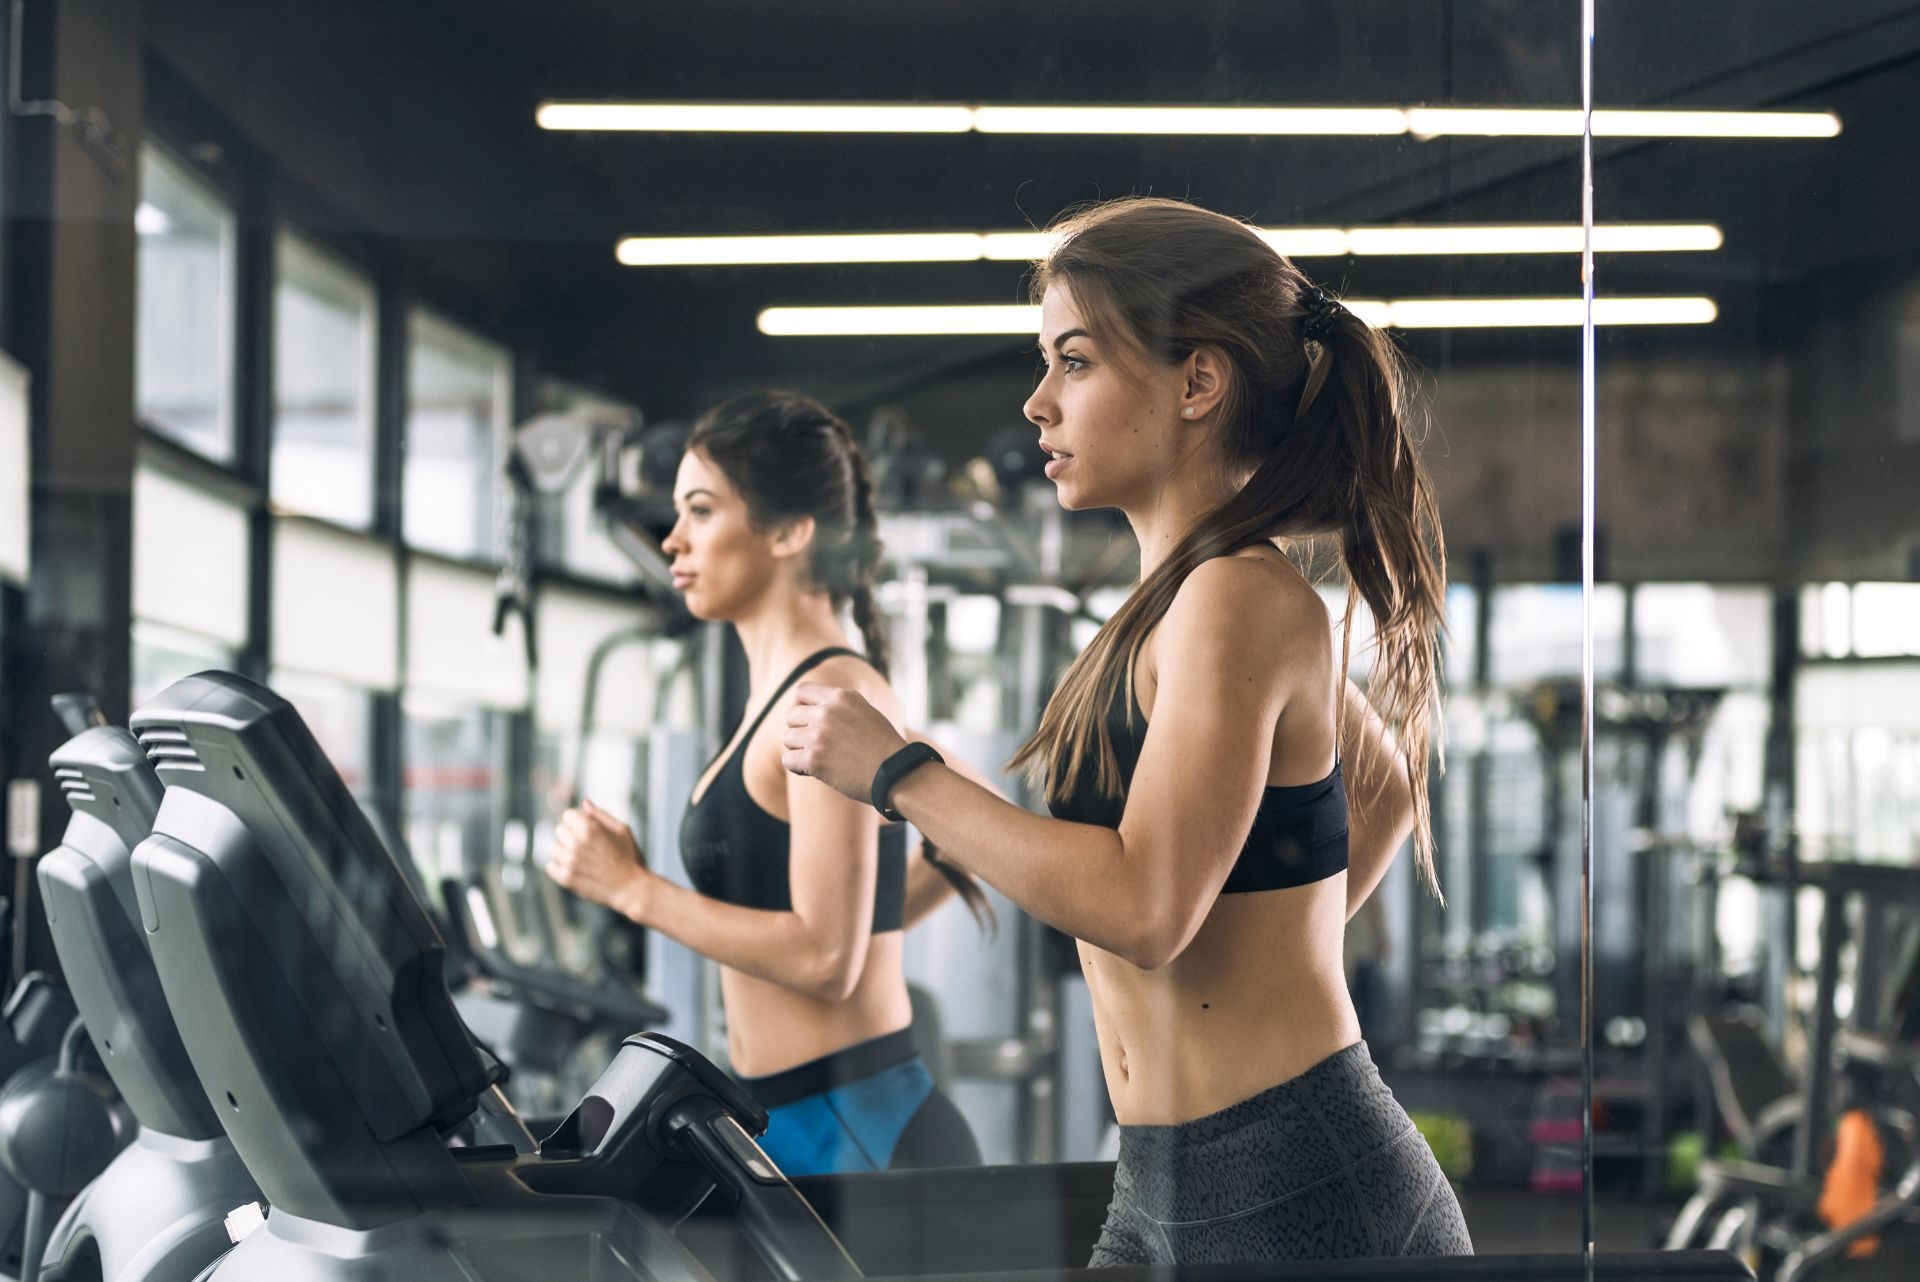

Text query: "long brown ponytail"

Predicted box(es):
[1008, 198, 1448, 894]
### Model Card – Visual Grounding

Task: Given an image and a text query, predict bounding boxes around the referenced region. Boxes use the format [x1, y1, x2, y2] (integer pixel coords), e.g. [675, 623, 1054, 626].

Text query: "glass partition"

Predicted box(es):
[118, 0, 1622, 1272]
[1594, 4, 1920, 1274]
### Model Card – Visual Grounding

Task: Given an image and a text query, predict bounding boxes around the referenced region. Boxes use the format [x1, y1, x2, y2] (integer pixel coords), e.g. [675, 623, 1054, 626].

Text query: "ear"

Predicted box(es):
[767, 514, 817, 563]
[1178, 347, 1231, 423]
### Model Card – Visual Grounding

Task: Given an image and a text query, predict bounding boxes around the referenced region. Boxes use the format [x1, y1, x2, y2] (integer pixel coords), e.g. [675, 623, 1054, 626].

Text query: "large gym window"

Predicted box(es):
[130, 621, 237, 710]
[129, 464, 248, 706]
[270, 518, 400, 693]
[269, 668, 375, 798]
[404, 310, 512, 561]
[401, 692, 513, 934]
[272, 232, 377, 528]
[1488, 583, 1628, 684]
[1795, 664, 1920, 862]
[1801, 581, 1920, 659]
[135, 145, 237, 465]
[399, 557, 531, 943]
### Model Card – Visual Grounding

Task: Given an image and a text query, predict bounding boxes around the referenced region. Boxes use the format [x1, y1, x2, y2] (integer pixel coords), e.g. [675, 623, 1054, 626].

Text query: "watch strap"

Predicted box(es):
[870, 742, 943, 823]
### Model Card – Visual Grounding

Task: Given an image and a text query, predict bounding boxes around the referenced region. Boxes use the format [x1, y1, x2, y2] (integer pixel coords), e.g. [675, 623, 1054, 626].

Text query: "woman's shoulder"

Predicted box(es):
[1164, 549, 1329, 641]
[803, 650, 903, 718]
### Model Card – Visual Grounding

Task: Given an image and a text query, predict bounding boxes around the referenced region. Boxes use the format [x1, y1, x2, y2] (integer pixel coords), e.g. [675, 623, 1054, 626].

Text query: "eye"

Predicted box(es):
[689, 505, 712, 519]
[1062, 354, 1089, 374]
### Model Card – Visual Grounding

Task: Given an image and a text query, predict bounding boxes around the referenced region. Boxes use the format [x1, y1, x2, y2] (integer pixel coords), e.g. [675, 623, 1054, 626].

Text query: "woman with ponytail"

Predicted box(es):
[783, 199, 1471, 1262]
[543, 389, 982, 1175]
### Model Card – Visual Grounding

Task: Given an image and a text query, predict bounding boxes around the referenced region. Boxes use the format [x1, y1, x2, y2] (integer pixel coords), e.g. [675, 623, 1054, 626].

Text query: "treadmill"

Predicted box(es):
[32, 725, 258, 1282]
[124, 671, 853, 1282]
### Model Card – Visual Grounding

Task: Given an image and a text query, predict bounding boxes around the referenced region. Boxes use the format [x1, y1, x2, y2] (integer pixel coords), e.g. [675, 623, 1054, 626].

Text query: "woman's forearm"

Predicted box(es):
[884, 765, 1157, 963]
[628, 874, 871, 1002]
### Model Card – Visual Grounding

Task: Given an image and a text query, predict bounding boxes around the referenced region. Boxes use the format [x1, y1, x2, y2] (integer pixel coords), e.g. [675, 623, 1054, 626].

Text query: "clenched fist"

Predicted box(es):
[780, 680, 908, 804]
[544, 797, 652, 922]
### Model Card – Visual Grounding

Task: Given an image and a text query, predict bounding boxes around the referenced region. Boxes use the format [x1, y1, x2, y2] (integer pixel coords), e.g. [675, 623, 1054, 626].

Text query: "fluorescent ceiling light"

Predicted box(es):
[618, 223, 1722, 266]
[970, 105, 1407, 135]
[542, 100, 1840, 140]
[756, 297, 1717, 336]
[535, 102, 973, 132]
[1259, 228, 1356, 257]
[617, 233, 984, 266]
[1349, 223, 1724, 255]
[1593, 109, 1840, 138]
[978, 231, 1062, 260]
[1407, 107, 1841, 139]
[1375, 297, 1719, 328]
[758, 306, 1041, 337]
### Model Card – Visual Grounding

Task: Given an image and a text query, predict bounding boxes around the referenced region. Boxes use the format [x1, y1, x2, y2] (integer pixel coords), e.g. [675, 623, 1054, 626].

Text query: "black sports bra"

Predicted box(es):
[679, 647, 907, 932]
[1046, 676, 1348, 893]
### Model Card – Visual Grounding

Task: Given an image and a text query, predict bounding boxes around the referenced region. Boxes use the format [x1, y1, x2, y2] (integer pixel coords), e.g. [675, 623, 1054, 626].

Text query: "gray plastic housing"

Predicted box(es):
[40, 1130, 260, 1282]
[128, 671, 493, 1228]
[40, 726, 221, 1141]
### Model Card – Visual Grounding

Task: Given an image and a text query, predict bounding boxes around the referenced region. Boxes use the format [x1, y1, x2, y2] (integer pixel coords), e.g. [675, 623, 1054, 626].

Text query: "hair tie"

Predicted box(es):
[1301, 285, 1344, 345]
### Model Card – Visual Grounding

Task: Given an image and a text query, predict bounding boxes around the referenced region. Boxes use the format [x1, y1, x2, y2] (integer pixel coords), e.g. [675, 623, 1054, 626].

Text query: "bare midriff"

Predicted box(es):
[1090, 562, 1361, 1125]
[720, 932, 914, 1078]
[1082, 876, 1361, 1125]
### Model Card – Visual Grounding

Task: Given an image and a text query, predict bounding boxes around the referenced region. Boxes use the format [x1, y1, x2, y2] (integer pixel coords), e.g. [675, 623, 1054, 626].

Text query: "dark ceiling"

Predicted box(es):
[143, 0, 1920, 438]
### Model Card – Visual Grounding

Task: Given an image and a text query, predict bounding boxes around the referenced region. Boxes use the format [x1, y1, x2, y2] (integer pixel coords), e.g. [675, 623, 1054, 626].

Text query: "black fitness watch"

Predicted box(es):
[870, 742, 944, 822]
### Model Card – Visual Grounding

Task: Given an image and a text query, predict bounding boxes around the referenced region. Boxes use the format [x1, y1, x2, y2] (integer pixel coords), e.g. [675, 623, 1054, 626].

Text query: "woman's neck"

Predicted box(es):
[730, 582, 851, 690]
[1125, 449, 1241, 580]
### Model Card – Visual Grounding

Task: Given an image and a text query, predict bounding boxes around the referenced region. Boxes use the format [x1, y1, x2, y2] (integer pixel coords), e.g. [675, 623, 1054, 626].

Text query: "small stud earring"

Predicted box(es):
[1182, 406, 1196, 418]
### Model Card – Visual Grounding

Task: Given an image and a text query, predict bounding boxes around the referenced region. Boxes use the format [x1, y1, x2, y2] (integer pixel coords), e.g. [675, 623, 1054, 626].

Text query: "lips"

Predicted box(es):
[671, 570, 696, 590]
[1039, 440, 1074, 481]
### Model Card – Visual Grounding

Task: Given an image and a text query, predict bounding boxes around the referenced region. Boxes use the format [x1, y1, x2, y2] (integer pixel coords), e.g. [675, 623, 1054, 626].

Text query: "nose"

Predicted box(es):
[1023, 373, 1055, 430]
[661, 515, 688, 557]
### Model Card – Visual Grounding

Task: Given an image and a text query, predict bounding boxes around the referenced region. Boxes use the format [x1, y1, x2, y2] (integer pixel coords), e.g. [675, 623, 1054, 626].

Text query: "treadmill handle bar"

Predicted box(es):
[663, 1094, 862, 1282]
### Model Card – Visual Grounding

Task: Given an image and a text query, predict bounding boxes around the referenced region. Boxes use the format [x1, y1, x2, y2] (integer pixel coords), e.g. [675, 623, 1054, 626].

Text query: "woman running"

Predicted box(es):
[781, 197, 1473, 1263]
[544, 390, 985, 1175]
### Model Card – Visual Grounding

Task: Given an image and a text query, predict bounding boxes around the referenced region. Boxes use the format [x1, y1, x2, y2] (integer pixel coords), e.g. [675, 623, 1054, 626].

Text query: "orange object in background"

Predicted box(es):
[1817, 1109, 1885, 1258]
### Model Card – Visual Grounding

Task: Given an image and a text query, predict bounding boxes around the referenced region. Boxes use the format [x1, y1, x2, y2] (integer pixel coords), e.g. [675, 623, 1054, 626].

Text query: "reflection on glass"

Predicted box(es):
[404, 310, 510, 560]
[136, 146, 235, 462]
[272, 233, 376, 527]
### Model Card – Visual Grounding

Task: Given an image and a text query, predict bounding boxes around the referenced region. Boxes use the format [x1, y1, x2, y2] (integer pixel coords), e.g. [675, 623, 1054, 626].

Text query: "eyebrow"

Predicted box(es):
[675, 488, 718, 503]
[1047, 328, 1091, 352]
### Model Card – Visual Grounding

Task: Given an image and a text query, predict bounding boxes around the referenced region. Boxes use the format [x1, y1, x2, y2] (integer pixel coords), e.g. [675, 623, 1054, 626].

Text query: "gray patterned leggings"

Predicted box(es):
[1090, 1041, 1474, 1266]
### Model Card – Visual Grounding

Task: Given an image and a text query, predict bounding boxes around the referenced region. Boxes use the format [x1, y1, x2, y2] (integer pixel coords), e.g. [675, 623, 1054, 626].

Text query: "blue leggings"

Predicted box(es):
[741, 1028, 980, 1176]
